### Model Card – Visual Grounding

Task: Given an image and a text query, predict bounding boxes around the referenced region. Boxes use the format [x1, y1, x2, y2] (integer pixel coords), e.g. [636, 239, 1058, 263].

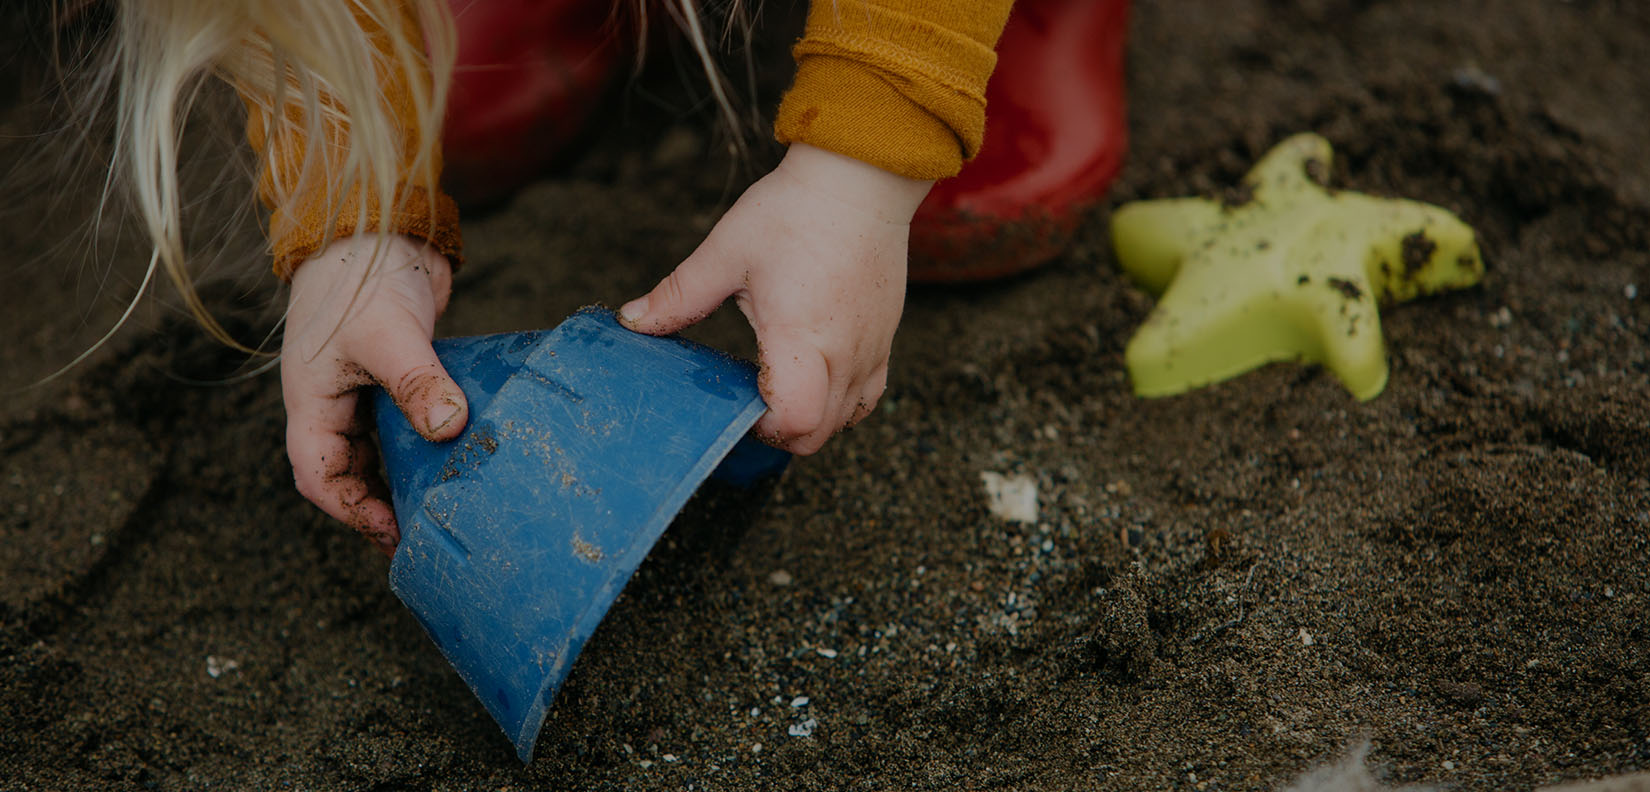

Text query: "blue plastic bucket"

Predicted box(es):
[373, 307, 787, 761]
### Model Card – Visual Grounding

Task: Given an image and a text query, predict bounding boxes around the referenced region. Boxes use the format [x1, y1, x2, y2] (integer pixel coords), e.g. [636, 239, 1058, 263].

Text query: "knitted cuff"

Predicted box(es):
[774, 0, 1013, 180]
[269, 184, 464, 281]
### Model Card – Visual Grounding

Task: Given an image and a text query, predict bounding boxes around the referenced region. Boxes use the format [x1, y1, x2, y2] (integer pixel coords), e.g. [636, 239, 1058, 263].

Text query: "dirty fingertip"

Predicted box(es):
[423, 396, 466, 439]
[619, 296, 648, 326]
[416, 374, 469, 440]
[755, 413, 820, 456]
[357, 515, 400, 557]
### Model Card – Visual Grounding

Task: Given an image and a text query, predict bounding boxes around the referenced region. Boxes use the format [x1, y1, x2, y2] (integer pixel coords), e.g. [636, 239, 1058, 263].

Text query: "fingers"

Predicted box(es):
[285, 392, 400, 555]
[348, 328, 469, 442]
[619, 243, 742, 336]
[752, 331, 838, 455]
[755, 339, 890, 454]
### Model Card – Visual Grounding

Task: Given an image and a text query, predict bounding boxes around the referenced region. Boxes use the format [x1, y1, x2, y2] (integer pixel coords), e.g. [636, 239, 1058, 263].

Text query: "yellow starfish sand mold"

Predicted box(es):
[1111, 133, 1484, 401]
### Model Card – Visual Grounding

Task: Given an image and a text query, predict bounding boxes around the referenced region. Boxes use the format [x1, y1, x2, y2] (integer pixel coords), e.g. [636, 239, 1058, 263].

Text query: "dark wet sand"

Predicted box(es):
[3, 1, 1647, 789]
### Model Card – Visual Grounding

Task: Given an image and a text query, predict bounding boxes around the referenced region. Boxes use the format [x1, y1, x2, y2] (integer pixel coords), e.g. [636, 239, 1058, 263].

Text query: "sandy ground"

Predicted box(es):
[2, 1, 1648, 790]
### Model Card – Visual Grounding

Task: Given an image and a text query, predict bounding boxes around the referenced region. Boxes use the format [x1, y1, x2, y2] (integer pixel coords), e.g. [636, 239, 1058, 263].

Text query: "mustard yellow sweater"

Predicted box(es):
[247, 0, 1015, 278]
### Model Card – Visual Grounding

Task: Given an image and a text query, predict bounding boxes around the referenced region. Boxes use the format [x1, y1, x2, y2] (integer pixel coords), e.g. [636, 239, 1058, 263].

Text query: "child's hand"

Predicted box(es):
[619, 143, 934, 454]
[282, 235, 468, 555]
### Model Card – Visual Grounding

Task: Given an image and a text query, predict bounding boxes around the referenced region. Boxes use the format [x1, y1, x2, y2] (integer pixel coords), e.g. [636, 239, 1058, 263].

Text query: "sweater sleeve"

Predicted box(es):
[773, 0, 1016, 181]
[238, 3, 463, 281]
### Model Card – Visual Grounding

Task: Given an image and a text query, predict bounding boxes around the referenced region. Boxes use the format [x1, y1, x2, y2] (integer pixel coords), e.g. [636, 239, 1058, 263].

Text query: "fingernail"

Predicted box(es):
[619, 297, 648, 324]
[426, 401, 462, 433]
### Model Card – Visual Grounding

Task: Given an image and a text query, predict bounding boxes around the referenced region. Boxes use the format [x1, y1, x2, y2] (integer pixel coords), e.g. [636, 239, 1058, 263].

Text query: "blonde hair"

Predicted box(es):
[57, 0, 749, 367]
[104, 0, 454, 355]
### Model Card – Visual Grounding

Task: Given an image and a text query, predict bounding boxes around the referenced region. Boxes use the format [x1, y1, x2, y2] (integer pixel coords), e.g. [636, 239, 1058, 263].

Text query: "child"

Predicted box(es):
[112, 0, 1023, 553]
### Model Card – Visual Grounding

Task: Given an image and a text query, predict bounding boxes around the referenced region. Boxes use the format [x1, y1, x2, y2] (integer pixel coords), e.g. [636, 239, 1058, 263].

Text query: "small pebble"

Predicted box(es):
[788, 718, 818, 737]
[1450, 64, 1502, 96]
[1627, 284, 1638, 300]
[1443, 760, 1456, 770]
[816, 648, 838, 658]
[768, 570, 794, 586]
[205, 656, 239, 679]
[790, 696, 809, 708]
[1298, 628, 1314, 646]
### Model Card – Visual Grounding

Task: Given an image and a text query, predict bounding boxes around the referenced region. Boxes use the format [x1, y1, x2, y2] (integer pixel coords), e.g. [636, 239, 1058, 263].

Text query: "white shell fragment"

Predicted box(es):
[980, 472, 1039, 524]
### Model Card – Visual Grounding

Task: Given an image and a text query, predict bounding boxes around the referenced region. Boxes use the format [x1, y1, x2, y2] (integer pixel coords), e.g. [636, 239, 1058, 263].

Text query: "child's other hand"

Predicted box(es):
[619, 143, 934, 454]
[283, 235, 468, 555]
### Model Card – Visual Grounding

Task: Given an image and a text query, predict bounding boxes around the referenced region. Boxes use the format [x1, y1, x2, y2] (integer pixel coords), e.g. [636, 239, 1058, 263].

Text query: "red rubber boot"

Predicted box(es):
[908, 0, 1130, 283]
[440, 0, 628, 209]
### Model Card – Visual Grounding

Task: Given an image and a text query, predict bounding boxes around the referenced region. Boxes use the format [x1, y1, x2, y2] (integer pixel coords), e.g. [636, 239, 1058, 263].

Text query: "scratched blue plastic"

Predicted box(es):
[373, 307, 787, 762]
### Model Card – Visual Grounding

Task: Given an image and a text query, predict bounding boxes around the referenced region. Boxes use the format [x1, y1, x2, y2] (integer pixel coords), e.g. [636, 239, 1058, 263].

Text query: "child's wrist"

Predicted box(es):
[776, 143, 935, 225]
[289, 234, 453, 305]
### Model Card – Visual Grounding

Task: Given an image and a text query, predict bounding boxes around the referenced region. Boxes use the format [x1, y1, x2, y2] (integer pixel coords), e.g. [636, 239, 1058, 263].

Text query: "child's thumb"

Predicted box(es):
[619, 253, 739, 336]
[358, 336, 469, 442]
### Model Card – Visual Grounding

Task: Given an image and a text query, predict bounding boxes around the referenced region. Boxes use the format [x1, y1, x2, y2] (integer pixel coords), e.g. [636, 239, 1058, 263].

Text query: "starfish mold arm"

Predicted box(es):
[1121, 246, 1306, 398]
[1111, 198, 1226, 296]
[1343, 194, 1485, 303]
[1245, 132, 1334, 204]
[1289, 222, 1391, 400]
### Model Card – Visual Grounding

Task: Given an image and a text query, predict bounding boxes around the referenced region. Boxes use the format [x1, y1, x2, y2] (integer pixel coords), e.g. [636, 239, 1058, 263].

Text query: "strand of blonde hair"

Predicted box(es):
[106, 0, 455, 355]
[87, 0, 750, 367]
